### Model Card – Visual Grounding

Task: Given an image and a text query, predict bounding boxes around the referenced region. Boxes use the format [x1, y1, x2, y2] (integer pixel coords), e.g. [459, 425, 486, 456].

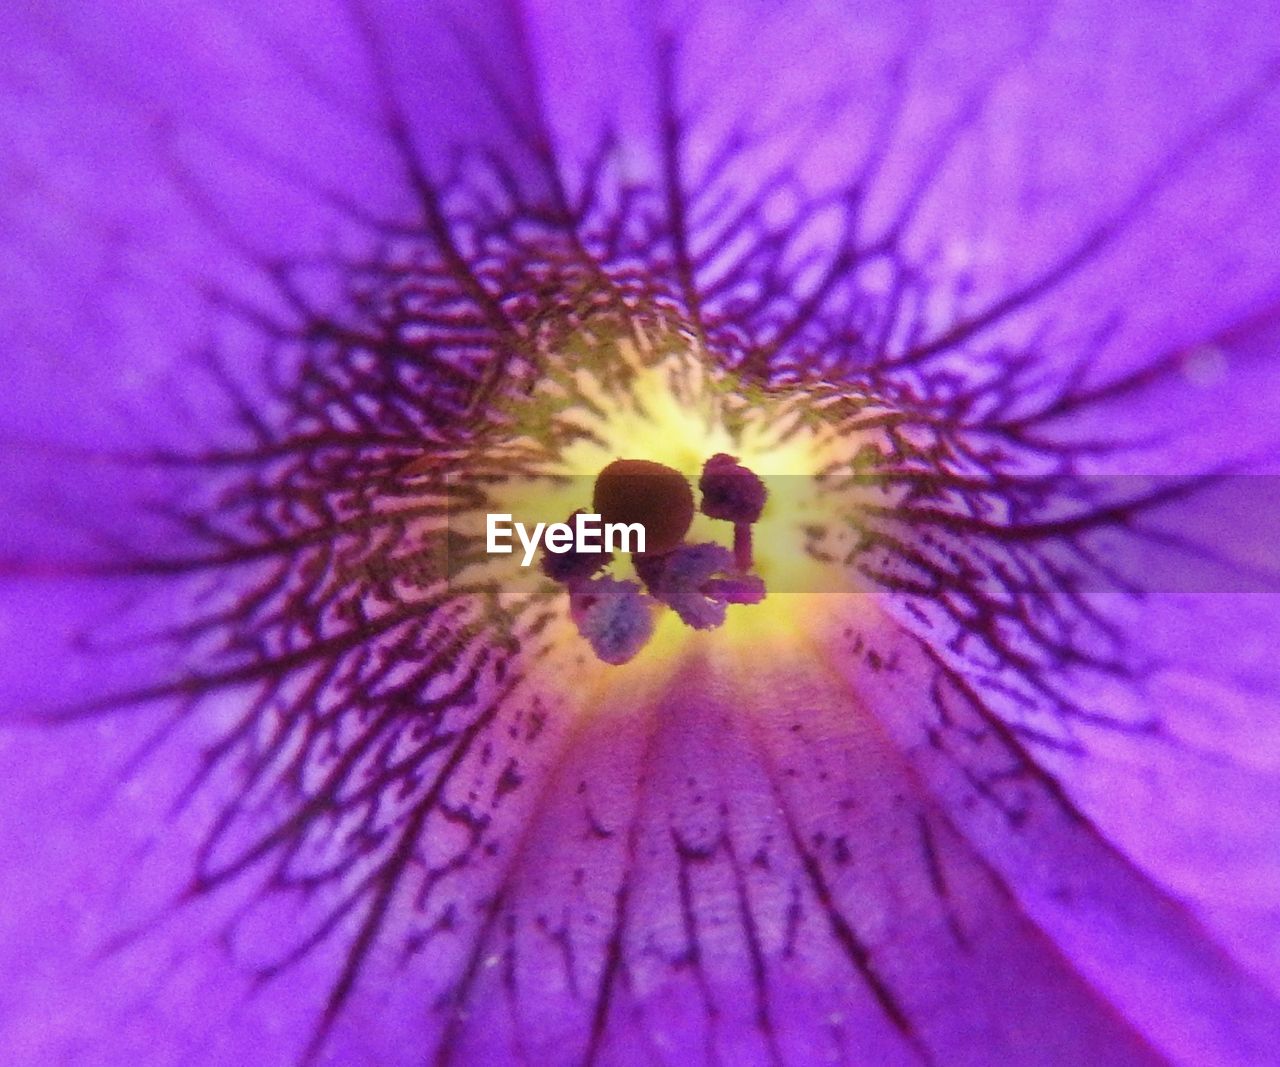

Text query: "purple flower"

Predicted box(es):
[3, 3, 1280, 1066]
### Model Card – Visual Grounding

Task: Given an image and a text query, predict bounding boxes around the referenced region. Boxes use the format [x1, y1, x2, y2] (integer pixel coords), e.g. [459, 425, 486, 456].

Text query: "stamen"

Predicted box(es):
[591, 458, 695, 556]
[634, 543, 764, 630]
[540, 510, 614, 582]
[566, 576, 655, 665]
[699, 453, 767, 571]
[542, 451, 775, 661]
[699, 453, 767, 523]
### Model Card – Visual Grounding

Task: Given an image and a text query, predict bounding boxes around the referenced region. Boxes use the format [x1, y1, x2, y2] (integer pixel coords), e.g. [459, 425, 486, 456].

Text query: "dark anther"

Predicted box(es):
[698, 453, 767, 523]
[592, 458, 695, 556]
[699, 453, 767, 571]
[541, 510, 614, 583]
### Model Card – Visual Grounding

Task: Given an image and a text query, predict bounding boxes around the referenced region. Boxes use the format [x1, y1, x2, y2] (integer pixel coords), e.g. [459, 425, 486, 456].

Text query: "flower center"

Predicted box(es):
[427, 324, 883, 677]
